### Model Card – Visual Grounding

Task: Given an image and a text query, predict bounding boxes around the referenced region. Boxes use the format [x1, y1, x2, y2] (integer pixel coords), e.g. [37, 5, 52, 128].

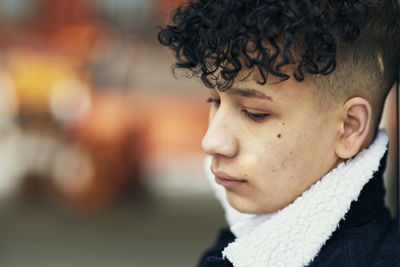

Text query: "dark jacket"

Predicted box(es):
[198, 154, 400, 267]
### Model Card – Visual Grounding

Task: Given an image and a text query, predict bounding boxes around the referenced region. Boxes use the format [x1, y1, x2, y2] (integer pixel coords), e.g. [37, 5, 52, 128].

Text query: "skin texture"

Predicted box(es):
[202, 76, 372, 214]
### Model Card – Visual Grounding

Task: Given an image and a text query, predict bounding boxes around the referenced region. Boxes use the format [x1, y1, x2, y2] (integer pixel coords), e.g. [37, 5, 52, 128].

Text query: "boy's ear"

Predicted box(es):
[335, 97, 372, 159]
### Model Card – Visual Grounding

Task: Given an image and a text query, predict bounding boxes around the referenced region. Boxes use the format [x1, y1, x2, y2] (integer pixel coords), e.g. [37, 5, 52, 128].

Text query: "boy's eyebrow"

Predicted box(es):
[228, 87, 273, 101]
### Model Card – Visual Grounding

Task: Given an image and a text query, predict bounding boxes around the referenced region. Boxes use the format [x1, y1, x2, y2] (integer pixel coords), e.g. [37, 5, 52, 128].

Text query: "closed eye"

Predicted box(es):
[243, 110, 269, 122]
[207, 98, 268, 122]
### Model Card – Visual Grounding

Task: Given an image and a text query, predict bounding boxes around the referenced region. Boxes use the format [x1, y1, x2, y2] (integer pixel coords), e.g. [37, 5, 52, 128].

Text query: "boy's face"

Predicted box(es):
[202, 76, 343, 214]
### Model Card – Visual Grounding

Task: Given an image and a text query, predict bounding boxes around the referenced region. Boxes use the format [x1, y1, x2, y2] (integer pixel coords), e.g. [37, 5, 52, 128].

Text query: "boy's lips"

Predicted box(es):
[211, 170, 247, 189]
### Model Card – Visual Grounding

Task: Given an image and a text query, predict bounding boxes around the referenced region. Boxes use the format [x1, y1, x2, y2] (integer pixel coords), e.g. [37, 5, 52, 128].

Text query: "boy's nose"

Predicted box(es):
[201, 111, 238, 158]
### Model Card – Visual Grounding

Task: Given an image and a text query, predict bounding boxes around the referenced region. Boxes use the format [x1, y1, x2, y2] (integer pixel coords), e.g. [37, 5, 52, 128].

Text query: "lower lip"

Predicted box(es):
[215, 176, 247, 189]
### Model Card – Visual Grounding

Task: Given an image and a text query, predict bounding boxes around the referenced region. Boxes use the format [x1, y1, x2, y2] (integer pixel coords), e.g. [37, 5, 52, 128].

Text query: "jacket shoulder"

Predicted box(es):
[200, 257, 233, 267]
[309, 208, 400, 267]
[372, 222, 400, 267]
[197, 228, 235, 267]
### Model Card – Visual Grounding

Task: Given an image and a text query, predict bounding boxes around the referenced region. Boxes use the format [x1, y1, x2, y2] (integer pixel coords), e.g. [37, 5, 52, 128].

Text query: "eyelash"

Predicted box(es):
[206, 98, 269, 122]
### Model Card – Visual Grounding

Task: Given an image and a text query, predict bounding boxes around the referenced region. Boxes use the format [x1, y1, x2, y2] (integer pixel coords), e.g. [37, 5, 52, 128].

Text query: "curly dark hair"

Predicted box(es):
[158, 0, 372, 89]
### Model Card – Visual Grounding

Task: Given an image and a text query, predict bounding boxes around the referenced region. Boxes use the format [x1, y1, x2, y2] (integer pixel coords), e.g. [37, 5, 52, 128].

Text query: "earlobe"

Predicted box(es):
[335, 97, 372, 159]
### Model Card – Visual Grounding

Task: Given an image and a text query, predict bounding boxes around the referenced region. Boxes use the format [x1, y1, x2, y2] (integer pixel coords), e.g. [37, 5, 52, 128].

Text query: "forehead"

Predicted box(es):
[217, 76, 317, 104]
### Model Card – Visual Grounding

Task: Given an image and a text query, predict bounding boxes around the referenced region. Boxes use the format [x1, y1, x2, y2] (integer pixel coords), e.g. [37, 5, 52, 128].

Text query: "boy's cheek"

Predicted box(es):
[237, 153, 259, 179]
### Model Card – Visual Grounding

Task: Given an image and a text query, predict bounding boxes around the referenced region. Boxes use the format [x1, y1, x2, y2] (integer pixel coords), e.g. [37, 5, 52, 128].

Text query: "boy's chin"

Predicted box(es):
[226, 192, 281, 215]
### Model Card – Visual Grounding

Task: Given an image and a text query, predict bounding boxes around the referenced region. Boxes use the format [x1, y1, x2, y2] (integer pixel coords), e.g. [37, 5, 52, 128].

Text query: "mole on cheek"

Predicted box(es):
[282, 122, 285, 126]
[277, 133, 282, 138]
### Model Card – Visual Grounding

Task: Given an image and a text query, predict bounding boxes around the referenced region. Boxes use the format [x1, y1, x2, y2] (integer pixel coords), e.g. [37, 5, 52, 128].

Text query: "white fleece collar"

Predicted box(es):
[205, 129, 388, 267]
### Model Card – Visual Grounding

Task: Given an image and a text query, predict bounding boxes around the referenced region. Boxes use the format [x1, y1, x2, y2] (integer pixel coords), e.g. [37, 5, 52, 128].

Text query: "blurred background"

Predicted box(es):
[0, 1, 396, 267]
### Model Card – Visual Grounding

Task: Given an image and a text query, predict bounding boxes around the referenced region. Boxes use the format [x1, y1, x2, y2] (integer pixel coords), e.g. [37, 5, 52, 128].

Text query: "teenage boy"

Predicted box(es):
[158, 0, 400, 266]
